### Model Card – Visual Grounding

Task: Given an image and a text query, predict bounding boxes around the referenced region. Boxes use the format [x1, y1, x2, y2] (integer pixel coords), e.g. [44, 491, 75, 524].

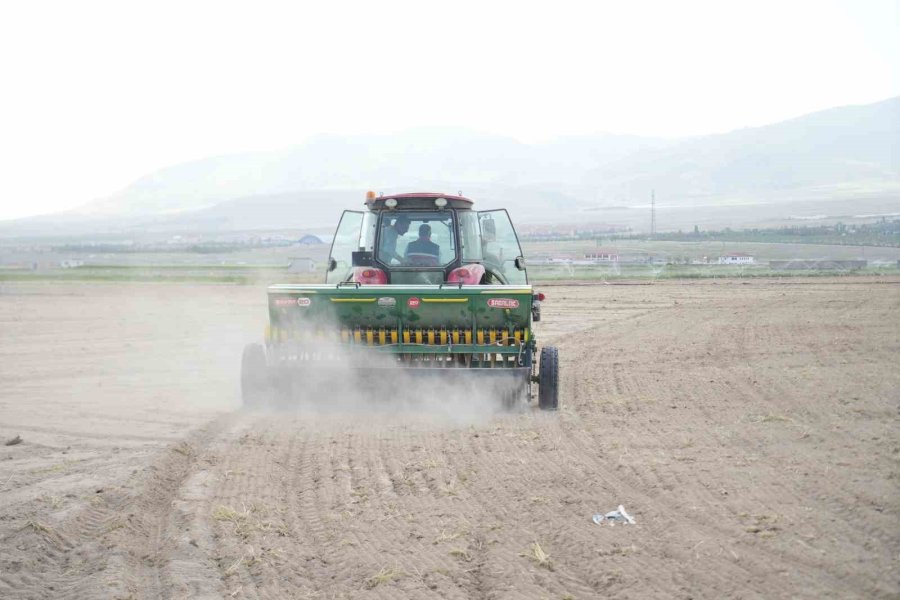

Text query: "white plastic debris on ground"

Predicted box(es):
[592, 505, 636, 525]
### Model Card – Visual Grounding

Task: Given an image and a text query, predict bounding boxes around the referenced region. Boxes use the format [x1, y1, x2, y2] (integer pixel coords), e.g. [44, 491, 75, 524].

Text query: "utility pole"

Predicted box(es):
[650, 189, 656, 238]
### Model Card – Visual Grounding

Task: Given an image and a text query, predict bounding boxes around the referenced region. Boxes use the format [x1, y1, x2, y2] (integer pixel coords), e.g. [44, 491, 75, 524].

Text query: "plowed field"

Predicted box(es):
[1, 278, 898, 599]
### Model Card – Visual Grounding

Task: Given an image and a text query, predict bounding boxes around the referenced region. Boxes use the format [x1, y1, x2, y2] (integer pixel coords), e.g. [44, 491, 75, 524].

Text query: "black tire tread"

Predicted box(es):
[538, 346, 559, 411]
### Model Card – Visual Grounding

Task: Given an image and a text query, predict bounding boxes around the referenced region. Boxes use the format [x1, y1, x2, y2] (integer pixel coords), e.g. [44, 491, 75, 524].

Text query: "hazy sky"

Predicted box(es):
[0, 0, 897, 220]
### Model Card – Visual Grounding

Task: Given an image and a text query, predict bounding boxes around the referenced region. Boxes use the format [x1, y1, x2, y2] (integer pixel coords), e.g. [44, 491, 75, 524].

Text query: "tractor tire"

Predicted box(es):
[241, 343, 271, 409]
[538, 346, 559, 411]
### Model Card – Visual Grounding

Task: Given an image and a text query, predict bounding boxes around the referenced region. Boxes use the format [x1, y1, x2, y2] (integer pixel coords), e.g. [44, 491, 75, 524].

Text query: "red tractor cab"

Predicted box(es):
[326, 192, 529, 286]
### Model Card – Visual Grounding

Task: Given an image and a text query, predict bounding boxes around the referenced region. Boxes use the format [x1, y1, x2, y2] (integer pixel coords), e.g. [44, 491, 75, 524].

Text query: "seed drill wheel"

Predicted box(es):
[241, 343, 270, 409]
[538, 346, 559, 411]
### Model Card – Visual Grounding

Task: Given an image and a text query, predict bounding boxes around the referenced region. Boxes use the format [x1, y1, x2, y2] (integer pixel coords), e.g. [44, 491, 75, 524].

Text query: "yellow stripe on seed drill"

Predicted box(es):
[421, 298, 468, 303]
[330, 298, 377, 303]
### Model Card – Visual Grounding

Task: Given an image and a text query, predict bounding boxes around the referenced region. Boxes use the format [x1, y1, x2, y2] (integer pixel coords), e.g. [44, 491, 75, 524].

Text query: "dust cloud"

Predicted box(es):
[246, 298, 531, 428]
[249, 339, 527, 428]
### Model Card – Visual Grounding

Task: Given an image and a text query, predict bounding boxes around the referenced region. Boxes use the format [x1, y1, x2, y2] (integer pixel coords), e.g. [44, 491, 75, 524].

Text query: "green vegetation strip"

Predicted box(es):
[528, 265, 900, 281]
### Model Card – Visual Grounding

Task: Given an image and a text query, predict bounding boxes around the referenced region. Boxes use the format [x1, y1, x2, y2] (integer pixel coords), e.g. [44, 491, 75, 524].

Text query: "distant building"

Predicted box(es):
[718, 253, 755, 265]
[585, 248, 619, 262]
[59, 259, 85, 268]
[287, 257, 317, 273]
[298, 234, 323, 245]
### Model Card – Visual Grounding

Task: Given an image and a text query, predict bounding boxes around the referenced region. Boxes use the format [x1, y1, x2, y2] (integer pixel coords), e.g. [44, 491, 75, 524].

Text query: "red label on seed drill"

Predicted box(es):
[407, 297, 420, 308]
[487, 298, 519, 309]
[274, 297, 311, 307]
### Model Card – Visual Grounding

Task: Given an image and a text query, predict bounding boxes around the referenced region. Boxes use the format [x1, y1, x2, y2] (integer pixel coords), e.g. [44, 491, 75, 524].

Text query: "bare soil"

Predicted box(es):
[1, 278, 898, 599]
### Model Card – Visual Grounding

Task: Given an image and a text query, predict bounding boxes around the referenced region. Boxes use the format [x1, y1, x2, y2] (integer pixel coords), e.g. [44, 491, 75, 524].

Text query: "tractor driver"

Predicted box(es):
[379, 215, 410, 264]
[405, 224, 441, 265]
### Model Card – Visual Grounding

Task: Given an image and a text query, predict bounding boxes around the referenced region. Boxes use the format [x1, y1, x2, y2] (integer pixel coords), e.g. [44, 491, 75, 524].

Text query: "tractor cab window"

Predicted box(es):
[326, 210, 364, 283]
[377, 212, 456, 268]
[478, 210, 527, 284]
[458, 211, 484, 262]
[360, 211, 377, 252]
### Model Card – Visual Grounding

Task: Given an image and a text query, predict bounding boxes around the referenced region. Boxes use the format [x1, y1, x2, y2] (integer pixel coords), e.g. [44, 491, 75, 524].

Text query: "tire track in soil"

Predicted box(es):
[564, 317, 817, 596]
[371, 429, 466, 597]
[204, 422, 292, 599]
[0, 415, 237, 600]
[7, 282, 900, 599]
[691, 320, 899, 590]
[419, 427, 510, 600]
[8, 280, 886, 599]
[556, 308, 769, 595]
[205, 421, 401, 598]
[551, 286, 898, 599]
[352, 424, 479, 598]
[198, 415, 552, 599]
[441, 419, 603, 599]
[110, 415, 240, 600]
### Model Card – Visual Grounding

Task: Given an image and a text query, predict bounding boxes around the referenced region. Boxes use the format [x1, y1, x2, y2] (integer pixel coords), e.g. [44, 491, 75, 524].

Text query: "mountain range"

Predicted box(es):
[3, 96, 897, 237]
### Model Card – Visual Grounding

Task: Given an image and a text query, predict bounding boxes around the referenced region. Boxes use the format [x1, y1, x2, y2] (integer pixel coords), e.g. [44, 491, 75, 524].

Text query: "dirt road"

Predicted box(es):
[1, 279, 898, 599]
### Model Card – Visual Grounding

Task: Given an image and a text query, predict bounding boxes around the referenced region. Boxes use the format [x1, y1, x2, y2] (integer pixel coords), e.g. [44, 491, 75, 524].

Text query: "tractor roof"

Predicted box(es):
[364, 192, 474, 211]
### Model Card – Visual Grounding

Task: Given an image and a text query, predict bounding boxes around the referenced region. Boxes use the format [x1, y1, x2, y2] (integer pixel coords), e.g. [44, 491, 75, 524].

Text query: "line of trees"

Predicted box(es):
[525, 219, 900, 247]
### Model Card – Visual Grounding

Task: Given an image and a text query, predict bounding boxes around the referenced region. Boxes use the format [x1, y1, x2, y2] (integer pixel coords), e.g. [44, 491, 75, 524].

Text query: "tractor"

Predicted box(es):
[241, 191, 559, 410]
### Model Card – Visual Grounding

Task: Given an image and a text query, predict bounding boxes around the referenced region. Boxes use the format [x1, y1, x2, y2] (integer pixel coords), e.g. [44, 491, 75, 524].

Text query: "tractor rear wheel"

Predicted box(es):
[538, 346, 559, 411]
[241, 343, 270, 409]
